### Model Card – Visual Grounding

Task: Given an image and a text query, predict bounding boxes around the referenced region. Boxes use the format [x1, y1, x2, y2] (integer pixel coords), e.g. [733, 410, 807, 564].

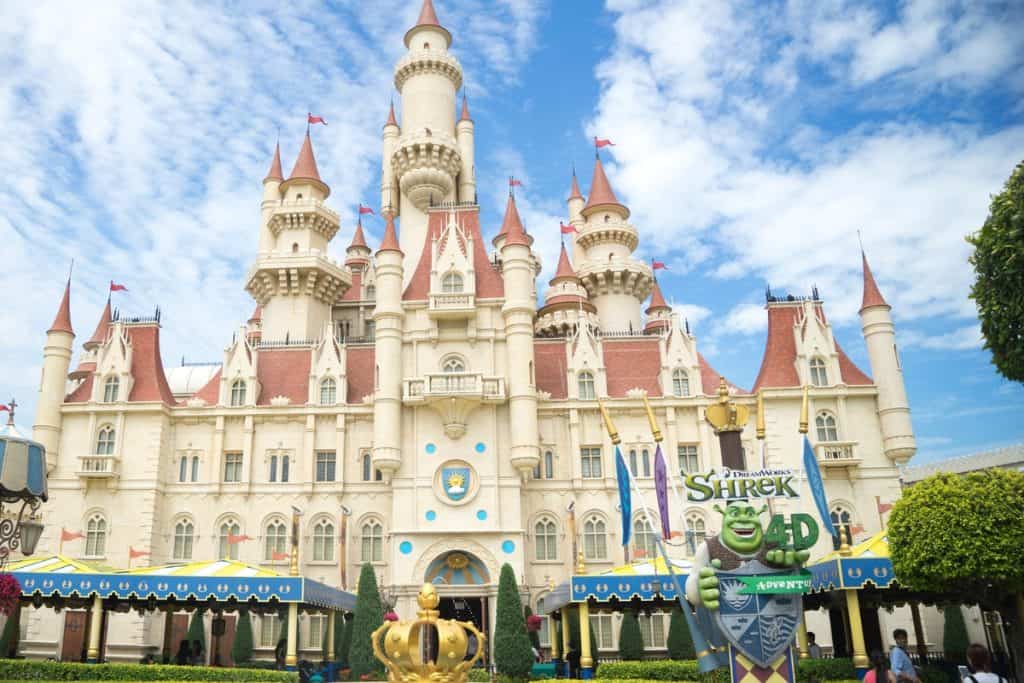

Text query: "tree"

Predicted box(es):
[524, 605, 542, 652]
[0, 613, 18, 658]
[943, 606, 969, 663]
[667, 606, 695, 660]
[231, 609, 254, 666]
[967, 160, 1024, 382]
[186, 609, 206, 659]
[493, 563, 533, 679]
[348, 563, 384, 679]
[339, 612, 353, 668]
[618, 609, 643, 661]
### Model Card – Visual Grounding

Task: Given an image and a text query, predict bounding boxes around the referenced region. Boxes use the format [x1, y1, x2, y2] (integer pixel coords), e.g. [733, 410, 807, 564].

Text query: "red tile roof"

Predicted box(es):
[125, 324, 176, 404]
[413, 0, 441, 28]
[385, 101, 398, 128]
[460, 94, 471, 122]
[569, 170, 583, 201]
[65, 374, 93, 403]
[837, 345, 872, 385]
[48, 280, 74, 335]
[348, 220, 369, 249]
[192, 368, 221, 404]
[346, 346, 375, 403]
[84, 297, 112, 349]
[69, 359, 96, 380]
[644, 319, 671, 333]
[404, 208, 504, 300]
[541, 294, 591, 308]
[604, 338, 662, 397]
[248, 305, 262, 323]
[341, 271, 362, 302]
[860, 251, 889, 311]
[497, 193, 530, 247]
[378, 214, 402, 253]
[289, 133, 322, 182]
[699, 352, 747, 395]
[266, 142, 283, 181]
[256, 348, 312, 405]
[534, 340, 568, 399]
[646, 278, 669, 314]
[583, 156, 628, 218]
[552, 243, 576, 281]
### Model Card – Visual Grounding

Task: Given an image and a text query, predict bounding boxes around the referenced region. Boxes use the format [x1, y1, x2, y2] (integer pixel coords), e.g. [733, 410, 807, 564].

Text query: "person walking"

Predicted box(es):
[890, 629, 920, 683]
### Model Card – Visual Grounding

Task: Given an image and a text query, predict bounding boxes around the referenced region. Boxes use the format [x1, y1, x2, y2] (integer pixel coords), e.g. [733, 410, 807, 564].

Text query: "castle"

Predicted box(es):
[26, 0, 918, 663]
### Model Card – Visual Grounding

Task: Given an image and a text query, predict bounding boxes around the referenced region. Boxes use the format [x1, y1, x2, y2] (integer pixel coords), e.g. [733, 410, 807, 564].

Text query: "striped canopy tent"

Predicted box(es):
[0, 421, 47, 501]
[542, 557, 692, 614]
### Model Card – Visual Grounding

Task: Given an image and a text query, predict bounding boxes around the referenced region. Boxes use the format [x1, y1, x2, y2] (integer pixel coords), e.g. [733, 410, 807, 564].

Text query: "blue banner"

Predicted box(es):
[802, 436, 836, 537]
[614, 446, 632, 546]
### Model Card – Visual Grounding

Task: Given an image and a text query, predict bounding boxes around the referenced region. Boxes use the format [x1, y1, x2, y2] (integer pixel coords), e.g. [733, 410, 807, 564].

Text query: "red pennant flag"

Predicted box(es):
[358, 204, 375, 215]
[560, 222, 578, 235]
[129, 546, 150, 559]
[509, 177, 524, 188]
[307, 113, 327, 126]
[0, 406, 8, 413]
[849, 524, 865, 536]
[594, 137, 615, 148]
[61, 528, 85, 542]
[109, 281, 128, 292]
[877, 501, 893, 514]
[651, 260, 667, 270]
[632, 547, 647, 558]
[271, 551, 290, 561]
[227, 533, 253, 545]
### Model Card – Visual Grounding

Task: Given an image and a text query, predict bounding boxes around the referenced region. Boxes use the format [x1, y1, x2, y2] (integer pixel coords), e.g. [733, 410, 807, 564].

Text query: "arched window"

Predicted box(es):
[265, 520, 288, 561]
[671, 369, 690, 397]
[544, 450, 554, 479]
[179, 456, 188, 483]
[578, 371, 596, 400]
[442, 356, 465, 373]
[816, 412, 839, 442]
[629, 449, 639, 477]
[230, 380, 246, 406]
[583, 516, 607, 560]
[536, 595, 551, 645]
[633, 516, 657, 560]
[809, 358, 828, 387]
[534, 517, 558, 561]
[191, 456, 200, 482]
[361, 520, 383, 562]
[269, 455, 278, 483]
[685, 513, 707, 555]
[173, 520, 194, 560]
[641, 449, 651, 478]
[85, 514, 106, 557]
[218, 519, 241, 560]
[103, 376, 119, 403]
[365, 285, 376, 301]
[442, 272, 464, 293]
[313, 520, 335, 561]
[96, 426, 115, 455]
[291, 242, 299, 253]
[362, 452, 372, 482]
[830, 506, 853, 550]
[281, 455, 290, 482]
[320, 378, 337, 405]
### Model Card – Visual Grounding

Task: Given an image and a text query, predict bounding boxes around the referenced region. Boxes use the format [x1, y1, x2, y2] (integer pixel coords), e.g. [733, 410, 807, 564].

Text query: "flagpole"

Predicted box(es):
[757, 391, 775, 517]
[641, 394, 689, 548]
[875, 496, 884, 530]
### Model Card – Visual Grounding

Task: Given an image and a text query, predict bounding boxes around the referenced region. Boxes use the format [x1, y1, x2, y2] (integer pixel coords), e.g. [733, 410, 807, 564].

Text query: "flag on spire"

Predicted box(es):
[509, 177, 524, 188]
[358, 204, 375, 215]
[110, 281, 128, 292]
[651, 260, 667, 271]
[560, 222, 578, 235]
[594, 137, 615, 148]
[307, 113, 327, 126]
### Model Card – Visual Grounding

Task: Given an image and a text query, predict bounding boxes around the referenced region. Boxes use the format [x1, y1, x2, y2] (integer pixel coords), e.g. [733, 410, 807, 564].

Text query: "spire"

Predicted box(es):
[860, 250, 889, 311]
[499, 194, 530, 247]
[289, 133, 322, 182]
[84, 296, 112, 349]
[552, 243, 577, 281]
[646, 278, 670, 314]
[248, 304, 263, 324]
[349, 219, 369, 250]
[414, 0, 441, 28]
[569, 168, 583, 201]
[48, 279, 74, 335]
[459, 94, 471, 122]
[385, 101, 398, 128]
[265, 142, 283, 181]
[583, 155, 629, 218]
[378, 213, 402, 253]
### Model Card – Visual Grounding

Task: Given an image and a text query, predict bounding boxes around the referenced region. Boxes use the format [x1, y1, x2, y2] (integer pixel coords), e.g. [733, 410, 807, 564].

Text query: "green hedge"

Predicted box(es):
[597, 658, 856, 682]
[796, 658, 856, 682]
[0, 660, 298, 681]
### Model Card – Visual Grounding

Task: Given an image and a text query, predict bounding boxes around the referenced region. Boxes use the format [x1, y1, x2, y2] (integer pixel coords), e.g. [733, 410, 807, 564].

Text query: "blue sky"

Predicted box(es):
[1, 0, 1022, 464]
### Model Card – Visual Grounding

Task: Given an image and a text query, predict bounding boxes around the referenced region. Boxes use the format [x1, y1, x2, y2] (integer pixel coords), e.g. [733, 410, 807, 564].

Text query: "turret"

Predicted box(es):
[381, 102, 400, 215]
[575, 155, 653, 333]
[455, 95, 475, 203]
[498, 195, 540, 478]
[260, 143, 284, 252]
[536, 243, 597, 337]
[567, 169, 585, 266]
[69, 296, 112, 380]
[34, 279, 75, 473]
[644, 278, 672, 334]
[859, 251, 916, 463]
[372, 213, 404, 480]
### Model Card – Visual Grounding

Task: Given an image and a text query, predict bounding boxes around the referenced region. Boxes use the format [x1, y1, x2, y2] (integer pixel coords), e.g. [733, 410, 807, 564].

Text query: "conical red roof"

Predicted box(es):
[414, 0, 441, 28]
[378, 214, 402, 253]
[552, 243, 577, 281]
[48, 280, 74, 335]
[349, 219, 369, 250]
[860, 251, 889, 311]
[265, 142, 283, 181]
[289, 133, 322, 182]
[84, 296, 112, 348]
[646, 278, 670, 314]
[248, 305, 262, 323]
[460, 95, 471, 122]
[583, 155, 628, 217]
[498, 194, 530, 247]
[385, 101, 398, 128]
[569, 170, 583, 201]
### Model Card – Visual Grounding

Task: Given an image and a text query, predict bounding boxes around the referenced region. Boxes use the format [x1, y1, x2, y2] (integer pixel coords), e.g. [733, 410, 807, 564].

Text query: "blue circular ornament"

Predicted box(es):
[476, 510, 487, 521]
[474, 442, 486, 454]
[399, 541, 413, 555]
[425, 510, 437, 522]
[425, 443, 437, 455]
[501, 540, 515, 554]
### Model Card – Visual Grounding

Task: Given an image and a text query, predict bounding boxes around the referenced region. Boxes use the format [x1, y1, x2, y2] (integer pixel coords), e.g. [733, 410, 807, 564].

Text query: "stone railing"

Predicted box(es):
[78, 455, 119, 478]
[815, 442, 860, 466]
[404, 373, 505, 401]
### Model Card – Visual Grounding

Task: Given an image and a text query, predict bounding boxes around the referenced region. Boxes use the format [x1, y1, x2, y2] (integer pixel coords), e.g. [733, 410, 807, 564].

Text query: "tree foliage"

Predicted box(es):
[0, 612, 18, 658]
[348, 563, 384, 679]
[968, 161, 1024, 382]
[186, 610, 206, 656]
[231, 609, 254, 666]
[666, 607, 695, 660]
[618, 610, 643, 661]
[888, 470, 1024, 604]
[942, 606, 969, 662]
[493, 563, 533, 679]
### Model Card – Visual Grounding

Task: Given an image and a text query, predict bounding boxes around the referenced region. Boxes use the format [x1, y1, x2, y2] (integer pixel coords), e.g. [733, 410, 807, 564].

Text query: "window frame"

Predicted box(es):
[360, 520, 384, 563]
[582, 515, 608, 560]
[441, 271, 464, 293]
[809, 357, 828, 387]
[678, 444, 699, 476]
[580, 447, 602, 479]
[103, 376, 119, 403]
[223, 452, 243, 483]
[534, 517, 558, 561]
[577, 371, 596, 400]
[816, 411, 839, 442]
[319, 378, 337, 405]
[218, 519, 241, 560]
[85, 514, 107, 558]
[95, 426, 116, 456]
[264, 519, 288, 561]
[671, 369, 689, 397]
[230, 379, 247, 406]
[312, 519, 335, 562]
[173, 519, 194, 561]
[316, 451, 337, 482]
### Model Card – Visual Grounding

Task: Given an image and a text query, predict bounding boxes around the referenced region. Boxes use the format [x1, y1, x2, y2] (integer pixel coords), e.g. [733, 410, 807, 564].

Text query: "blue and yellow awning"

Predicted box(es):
[807, 530, 896, 591]
[542, 558, 692, 613]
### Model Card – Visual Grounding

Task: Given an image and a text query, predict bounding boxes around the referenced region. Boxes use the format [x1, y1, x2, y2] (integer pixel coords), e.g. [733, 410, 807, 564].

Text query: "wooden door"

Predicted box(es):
[61, 611, 87, 662]
[217, 615, 237, 667]
[166, 614, 189, 663]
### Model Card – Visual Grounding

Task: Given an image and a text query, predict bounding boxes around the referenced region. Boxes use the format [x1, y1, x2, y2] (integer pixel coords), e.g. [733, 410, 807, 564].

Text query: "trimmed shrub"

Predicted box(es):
[348, 563, 385, 680]
[0, 660, 297, 680]
[339, 612, 353, 668]
[667, 607, 695, 660]
[231, 609, 254, 666]
[494, 563, 533, 679]
[943, 606, 970, 663]
[0, 612, 18, 658]
[796, 657, 857, 682]
[186, 609, 206, 656]
[618, 610, 643, 661]
[597, 659, 853, 682]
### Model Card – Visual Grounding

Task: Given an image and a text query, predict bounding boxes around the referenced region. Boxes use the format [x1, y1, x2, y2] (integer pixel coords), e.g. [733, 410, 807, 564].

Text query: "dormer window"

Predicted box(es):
[578, 371, 596, 400]
[320, 378, 337, 405]
[671, 369, 690, 397]
[442, 272, 464, 293]
[103, 376, 119, 403]
[809, 357, 828, 387]
[230, 380, 247, 407]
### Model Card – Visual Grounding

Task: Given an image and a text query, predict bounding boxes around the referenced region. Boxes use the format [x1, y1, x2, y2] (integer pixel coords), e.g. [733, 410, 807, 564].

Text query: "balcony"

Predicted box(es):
[815, 442, 862, 467]
[404, 373, 505, 402]
[77, 455, 120, 479]
[428, 292, 475, 319]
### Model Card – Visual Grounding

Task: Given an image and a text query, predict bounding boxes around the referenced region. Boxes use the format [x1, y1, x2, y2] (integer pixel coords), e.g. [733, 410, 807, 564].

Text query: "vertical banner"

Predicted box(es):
[653, 444, 671, 539]
[614, 446, 632, 547]
[802, 436, 836, 536]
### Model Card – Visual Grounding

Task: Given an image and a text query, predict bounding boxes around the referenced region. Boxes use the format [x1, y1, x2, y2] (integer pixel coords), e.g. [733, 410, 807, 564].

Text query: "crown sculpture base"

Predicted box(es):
[373, 583, 486, 683]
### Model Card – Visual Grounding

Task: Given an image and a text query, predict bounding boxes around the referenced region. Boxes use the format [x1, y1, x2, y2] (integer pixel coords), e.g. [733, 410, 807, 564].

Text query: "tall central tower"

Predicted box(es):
[383, 0, 474, 278]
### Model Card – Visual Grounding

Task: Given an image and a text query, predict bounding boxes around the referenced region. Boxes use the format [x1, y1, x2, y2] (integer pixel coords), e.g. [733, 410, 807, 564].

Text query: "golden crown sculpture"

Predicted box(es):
[372, 583, 486, 683]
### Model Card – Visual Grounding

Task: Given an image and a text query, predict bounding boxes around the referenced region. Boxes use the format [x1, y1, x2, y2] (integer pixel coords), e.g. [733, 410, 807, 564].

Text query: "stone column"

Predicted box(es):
[285, 603, 299, 670]
[86, 595, 104, 663]
[579, 602, 593, 679]
[844, 589, 869, 672]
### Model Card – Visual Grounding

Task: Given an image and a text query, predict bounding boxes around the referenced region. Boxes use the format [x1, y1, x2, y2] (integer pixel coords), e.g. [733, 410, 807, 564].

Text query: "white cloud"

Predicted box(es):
[713, 303, 768, 337]
[901, 323, 983, 351]
[673, 304, 712, 329]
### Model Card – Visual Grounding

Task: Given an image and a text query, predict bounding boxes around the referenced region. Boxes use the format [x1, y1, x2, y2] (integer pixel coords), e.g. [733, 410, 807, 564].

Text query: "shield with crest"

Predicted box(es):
[713, 560, 802, 668]
[442, 466, 471, 502]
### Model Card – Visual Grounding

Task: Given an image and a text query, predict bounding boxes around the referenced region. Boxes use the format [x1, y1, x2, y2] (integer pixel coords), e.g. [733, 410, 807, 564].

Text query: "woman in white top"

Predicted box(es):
[965, 643, 1006, 683]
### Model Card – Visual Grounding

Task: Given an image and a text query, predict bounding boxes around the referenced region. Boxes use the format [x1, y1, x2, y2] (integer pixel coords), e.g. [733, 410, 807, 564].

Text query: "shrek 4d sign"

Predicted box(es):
[685, 468, 799, 502]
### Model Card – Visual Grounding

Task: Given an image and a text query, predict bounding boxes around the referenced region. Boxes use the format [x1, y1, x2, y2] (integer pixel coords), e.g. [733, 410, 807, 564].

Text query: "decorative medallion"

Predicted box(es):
[501, 540, 516, 554]
[425, 510, 437, 522]
[399, 541, 413, 555]
[474, 442, 486, 454]
[476, 510, 487, 521]
[433, 459, 479, 506]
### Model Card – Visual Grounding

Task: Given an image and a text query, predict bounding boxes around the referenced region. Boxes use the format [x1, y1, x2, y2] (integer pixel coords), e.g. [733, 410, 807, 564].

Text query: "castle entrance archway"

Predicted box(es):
[425, 551, 491, 666]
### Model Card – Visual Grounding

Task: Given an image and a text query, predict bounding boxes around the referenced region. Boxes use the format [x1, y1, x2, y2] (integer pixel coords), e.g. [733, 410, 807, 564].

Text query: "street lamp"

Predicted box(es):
[0, 399, 48, 567]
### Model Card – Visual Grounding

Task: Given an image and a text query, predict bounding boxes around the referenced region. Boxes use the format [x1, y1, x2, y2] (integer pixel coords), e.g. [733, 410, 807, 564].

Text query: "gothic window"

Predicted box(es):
[95, 426, 115, 455]
[536, 595, 551, 645]
[442, 356, 465, 373]
[103, 376, 119, 403]
[173, 520, 194, 560]
[544, 450, 554, 479]
[191, 456, 200, 482]
[830, 506, 853, 550]
[641, 449, 651, 478]
[320, 378, 337, 405]
[534, 517, 558, 561]
[686, 513, 707, 554]
[264, 519, 288, 561]
[809, 357, 828, 387]
[578, 371, 596, 400]
[179, 456, 188, 483]
[816, 412, 839, 442]
[361, 451, 373, 482]
[442, 272, 464, 293]
[583, 516, 607, 560]
[85, 514, 106, 557]
[218, 519, 241, 560]
[281, 455, 290, 482]
[633, 515, 657, 559]
[292, 243, 299, 253]
[313, 520, 335, 562]
[629, 449, 639, 477]
[361, 520, 383, 562]
[365, 285, 376, 301]
[672, 369, 690, 397]
[269, 455, 278, 482]
[230, 380, 246, 406]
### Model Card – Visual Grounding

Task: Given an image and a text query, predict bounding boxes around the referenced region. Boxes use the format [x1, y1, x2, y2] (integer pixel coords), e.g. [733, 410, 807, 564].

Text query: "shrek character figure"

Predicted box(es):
[685, 500, 809, 610]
